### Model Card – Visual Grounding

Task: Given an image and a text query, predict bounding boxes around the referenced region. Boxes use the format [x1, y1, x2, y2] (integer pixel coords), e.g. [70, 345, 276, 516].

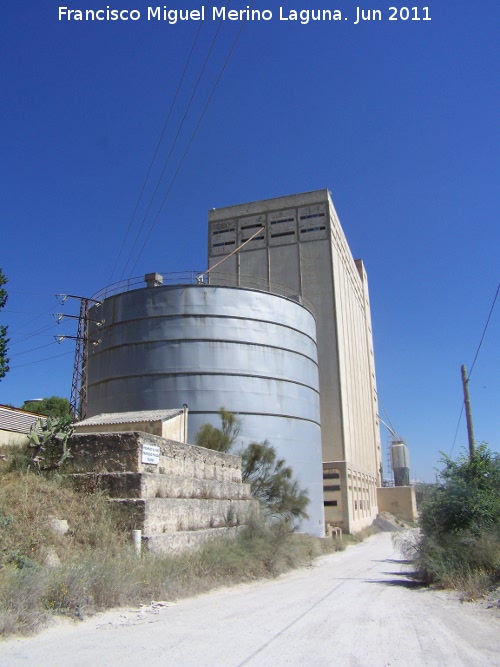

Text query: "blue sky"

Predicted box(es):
[1, 0, 498, 481]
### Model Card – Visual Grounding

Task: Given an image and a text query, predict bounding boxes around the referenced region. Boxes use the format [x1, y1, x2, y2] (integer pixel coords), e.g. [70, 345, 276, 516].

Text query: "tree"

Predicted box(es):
[21, 396, 71, 419]
[195, 407, 241, 452]
[241, 441, 309, 522]
[0, 268, 9, 382]
[196, 409, 310, 524]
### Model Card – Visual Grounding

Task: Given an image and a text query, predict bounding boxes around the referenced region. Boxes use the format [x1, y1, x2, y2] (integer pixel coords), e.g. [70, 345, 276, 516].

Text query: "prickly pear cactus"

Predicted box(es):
[27, 415, 74, 472]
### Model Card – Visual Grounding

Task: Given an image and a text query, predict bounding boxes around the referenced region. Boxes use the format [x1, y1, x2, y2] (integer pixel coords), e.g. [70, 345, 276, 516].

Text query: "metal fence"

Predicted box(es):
[91, 271, 315, 315]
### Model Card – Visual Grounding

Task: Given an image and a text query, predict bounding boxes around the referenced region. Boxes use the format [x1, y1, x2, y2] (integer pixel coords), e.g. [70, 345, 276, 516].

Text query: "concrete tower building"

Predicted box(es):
[207, 190, 382, 532]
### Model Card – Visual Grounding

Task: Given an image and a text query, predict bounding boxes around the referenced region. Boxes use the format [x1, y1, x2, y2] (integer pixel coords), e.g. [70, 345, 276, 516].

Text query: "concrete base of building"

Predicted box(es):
[376, 486, 418, 522]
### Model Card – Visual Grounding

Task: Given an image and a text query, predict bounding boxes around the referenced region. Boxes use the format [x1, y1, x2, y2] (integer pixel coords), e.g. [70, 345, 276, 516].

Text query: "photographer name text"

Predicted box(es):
[57, 6, 432, 25]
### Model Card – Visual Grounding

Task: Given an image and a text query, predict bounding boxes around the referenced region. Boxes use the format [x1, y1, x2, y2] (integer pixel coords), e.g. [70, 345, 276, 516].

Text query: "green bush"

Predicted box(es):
[420, 445, 500, 538]
[194, 407, 240, 453]
[21, 396, 71, 418]
[410, 445, 500, 595]
[241, 441, 309, 523]
[195, 409, 310, 524]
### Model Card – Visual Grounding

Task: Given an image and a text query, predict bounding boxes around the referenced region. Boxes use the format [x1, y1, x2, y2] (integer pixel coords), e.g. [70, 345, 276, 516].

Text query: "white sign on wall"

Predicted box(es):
[142, 444, 160, 465]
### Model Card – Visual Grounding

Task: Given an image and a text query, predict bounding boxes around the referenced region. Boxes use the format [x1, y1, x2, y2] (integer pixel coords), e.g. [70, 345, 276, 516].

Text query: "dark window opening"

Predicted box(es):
[213, 241, 236, 248]
[241, 236, 265, 243]
[212, 227, 235, 236]
[240, 223, 264, 231]
[299, 212, 326, 221]
[300, 226, 326, 234]
[270, 217, 295, 225]
[270, 231, 295, 239]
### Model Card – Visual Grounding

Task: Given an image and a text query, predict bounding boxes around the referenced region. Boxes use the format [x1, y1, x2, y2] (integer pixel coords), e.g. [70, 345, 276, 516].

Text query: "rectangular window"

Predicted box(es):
[212, 241, 236, 248]
[270, 231, 295, 239]
[323, 472, 340, 480]
[299, 212, 326, 221]
[241, 236, 265, 243]
[300, 226, 326, 234]
[324, 500, 338, 507]
[270, 217, 295, 225]
[323, 485, 341, 492]
[240, 223, 264, 231]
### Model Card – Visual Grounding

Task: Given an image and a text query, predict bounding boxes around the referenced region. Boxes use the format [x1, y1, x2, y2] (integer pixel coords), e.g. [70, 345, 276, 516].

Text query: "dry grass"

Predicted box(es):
[342, 525, 378, 545]
[0, 458, 340, 638]
[393, 528, 500, 601]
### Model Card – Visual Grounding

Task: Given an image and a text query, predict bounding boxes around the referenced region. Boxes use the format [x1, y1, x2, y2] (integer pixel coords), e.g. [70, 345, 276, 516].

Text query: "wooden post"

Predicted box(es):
[461, 364, 475, 458]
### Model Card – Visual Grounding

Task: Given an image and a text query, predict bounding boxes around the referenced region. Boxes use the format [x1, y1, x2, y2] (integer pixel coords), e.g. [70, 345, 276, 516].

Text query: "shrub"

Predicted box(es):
[420, 445, 500, 538]
[195, 409, 310, 525]
[407, 445, 500, 596]
[241, 441, 309, 523]
[195, 407, 240, 453]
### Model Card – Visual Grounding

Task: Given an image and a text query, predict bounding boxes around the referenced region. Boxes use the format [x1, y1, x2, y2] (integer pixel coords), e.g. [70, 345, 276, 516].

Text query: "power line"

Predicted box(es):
[10, 350, 73, 369]
[8, 306, 60, 335]
[449, 281, 499, 455]
[120, 9, 231, 279]
[468, 282, 500, 379]
[9, 322, 58, 347]
[108, 21, 204, 285]
[128, 6, 253, 276]
[9, 341, 58, 359]
[449, 403, 464, 457]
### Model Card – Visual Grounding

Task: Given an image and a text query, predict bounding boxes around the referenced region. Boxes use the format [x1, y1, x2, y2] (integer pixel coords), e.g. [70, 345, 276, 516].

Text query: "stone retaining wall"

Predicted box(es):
[67, 432, 258, 553]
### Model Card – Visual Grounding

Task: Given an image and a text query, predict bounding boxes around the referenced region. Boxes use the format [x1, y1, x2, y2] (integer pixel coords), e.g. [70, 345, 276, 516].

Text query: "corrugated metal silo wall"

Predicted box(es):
[87, 284, 324, 536]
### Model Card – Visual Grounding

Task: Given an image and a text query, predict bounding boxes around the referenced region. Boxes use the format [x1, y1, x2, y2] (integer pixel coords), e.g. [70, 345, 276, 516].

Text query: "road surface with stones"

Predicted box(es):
[2, 532, 499, 666]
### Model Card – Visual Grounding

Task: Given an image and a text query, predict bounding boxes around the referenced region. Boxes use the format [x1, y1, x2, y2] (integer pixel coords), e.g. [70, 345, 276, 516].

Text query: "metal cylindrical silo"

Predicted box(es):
[87, 282, 324, 536]
[390, 440, 410, 487]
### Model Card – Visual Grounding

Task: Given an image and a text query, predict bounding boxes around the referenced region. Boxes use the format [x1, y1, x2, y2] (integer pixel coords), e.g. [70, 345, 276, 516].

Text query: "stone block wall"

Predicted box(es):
[67, 432, 258, 553]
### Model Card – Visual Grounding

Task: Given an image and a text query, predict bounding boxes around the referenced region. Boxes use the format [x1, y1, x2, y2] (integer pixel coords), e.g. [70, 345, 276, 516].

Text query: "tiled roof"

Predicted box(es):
[74, 409, 184, 428]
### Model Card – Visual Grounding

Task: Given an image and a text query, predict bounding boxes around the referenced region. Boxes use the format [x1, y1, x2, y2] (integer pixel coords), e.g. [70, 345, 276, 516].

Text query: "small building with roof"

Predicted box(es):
[73, 407, 188, 443]
[0, 404, 46, 446]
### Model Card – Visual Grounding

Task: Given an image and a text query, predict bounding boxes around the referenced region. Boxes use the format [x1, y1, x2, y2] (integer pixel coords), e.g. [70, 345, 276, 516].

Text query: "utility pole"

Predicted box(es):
[461, 364, 475, 458]
[56, 294, 101, 421]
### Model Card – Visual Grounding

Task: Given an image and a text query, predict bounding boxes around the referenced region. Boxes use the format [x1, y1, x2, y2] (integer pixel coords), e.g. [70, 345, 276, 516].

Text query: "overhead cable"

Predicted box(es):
[9, 322, 59, 347]
[450, 280, 499, 454]
[128, 3, 254, 277]
[120, 6, 232, 279]
[108, 21, 204, 284]
[10, 350, 73, 369]
[468, 282, 500, 378]
[8, 341, 57, 359]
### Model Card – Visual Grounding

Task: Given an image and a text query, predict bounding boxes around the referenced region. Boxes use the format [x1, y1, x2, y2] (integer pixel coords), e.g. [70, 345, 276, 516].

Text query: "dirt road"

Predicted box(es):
[1, 532, 499, 666]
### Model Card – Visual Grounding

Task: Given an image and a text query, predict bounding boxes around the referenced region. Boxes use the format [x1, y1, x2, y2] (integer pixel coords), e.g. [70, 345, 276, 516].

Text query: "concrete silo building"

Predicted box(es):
[207, 190, 382, 532]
